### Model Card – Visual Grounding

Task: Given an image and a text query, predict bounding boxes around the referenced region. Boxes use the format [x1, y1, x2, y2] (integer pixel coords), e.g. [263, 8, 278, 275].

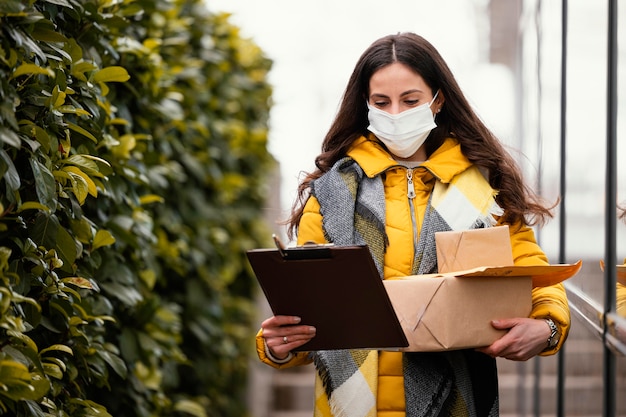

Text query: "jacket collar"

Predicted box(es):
[347, 134, 473, 183]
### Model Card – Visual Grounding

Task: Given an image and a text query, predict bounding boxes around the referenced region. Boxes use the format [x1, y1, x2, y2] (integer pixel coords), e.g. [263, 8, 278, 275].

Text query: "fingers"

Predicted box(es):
[490, 318, 517, 331]
[271, 330, 316, 348]
[477, 318, 552, 361]
[261, 315, 317, 359]
[261, 315, 302, 328]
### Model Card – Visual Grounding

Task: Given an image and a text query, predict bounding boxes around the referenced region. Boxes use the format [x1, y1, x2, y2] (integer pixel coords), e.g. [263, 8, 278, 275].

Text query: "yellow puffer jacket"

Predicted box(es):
[256, 136, 570, 417]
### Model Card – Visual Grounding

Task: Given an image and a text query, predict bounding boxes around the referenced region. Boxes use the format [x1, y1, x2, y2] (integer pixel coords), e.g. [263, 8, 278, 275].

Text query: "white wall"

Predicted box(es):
[207, 0, 516, 242]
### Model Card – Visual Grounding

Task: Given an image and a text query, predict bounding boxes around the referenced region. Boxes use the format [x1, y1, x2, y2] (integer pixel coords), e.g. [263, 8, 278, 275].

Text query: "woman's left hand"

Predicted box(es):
[476, 318, 551, 361]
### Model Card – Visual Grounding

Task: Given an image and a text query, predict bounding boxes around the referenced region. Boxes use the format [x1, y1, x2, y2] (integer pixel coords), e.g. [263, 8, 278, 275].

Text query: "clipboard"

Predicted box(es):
[246, 238, 409, 351]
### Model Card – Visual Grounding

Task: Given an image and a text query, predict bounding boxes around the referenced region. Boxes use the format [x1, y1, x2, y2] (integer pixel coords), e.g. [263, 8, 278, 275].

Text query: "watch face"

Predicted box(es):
[549, 336, 560, 348]
[546, 319, 559, 347]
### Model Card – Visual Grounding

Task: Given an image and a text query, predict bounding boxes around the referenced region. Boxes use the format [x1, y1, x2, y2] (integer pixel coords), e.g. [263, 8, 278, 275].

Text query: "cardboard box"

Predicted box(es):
[384, 272, 529, 351]
[600, 260, 626, 285]
[383, 262, 582, 352]
[435, 225, 513, 273]
[383, 226, 582, 352]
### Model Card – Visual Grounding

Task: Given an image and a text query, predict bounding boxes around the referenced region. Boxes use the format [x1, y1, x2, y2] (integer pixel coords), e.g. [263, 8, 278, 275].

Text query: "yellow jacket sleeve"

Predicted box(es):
[255, 329, 312, 369]
[507, 222, 570, 355]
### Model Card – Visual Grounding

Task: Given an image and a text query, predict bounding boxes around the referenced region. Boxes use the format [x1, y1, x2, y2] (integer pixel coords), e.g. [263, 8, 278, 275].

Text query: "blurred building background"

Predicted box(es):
[208, 0, 625, 416]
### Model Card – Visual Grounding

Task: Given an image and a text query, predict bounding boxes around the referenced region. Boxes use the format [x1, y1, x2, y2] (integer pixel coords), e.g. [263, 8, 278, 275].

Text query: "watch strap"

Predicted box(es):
[545, 318, 560, 349]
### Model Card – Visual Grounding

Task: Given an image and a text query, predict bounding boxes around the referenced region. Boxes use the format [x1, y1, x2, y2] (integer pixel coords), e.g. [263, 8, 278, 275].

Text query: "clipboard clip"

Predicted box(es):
[272, 234, 335, 260]
[273, 234, 288, 258]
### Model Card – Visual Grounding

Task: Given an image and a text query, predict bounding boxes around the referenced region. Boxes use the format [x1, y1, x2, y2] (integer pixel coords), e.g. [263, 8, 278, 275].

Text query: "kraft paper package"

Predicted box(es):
[383, 226, 581, 352]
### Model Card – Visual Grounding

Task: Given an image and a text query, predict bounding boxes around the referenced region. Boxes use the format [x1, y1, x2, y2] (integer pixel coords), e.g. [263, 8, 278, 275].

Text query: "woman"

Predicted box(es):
[256, 32, 569, 417]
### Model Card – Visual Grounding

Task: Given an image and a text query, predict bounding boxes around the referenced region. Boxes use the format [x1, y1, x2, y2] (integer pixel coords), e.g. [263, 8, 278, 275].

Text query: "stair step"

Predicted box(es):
[272, 369, 315, 411]
[499, 374, 608, 415]
[272, 370, 315, 387]
[496, 338, 603, 376]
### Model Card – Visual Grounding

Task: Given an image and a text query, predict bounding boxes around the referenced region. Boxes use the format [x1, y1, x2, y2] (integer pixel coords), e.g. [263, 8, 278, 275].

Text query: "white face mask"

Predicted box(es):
[366, 90, 439, 158]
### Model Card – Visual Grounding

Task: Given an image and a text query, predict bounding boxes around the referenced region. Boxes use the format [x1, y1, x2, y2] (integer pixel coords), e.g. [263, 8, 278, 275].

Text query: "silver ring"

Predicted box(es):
[283, 336, 288, 344]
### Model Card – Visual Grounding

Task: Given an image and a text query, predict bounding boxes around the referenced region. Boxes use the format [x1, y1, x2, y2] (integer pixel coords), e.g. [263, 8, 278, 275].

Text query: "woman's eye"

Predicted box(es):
[405, 100, 420, 106]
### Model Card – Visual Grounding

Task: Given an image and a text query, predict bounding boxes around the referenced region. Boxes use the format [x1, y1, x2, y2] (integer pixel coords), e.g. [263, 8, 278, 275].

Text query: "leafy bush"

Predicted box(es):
[0, 0, 274, 416]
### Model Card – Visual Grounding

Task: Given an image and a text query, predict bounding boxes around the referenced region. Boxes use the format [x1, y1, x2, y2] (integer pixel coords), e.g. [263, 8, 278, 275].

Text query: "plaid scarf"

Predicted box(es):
[310, 157, 501, 417]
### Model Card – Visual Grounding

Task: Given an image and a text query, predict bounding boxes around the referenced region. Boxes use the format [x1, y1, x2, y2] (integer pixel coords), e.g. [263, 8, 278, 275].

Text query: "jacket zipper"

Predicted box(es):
[406, 167, 416, 199]
[406, 168, 419, 264]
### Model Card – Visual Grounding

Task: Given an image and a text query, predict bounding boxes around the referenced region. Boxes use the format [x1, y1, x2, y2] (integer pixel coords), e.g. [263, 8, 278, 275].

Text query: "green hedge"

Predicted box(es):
[0, 0, 274, 416]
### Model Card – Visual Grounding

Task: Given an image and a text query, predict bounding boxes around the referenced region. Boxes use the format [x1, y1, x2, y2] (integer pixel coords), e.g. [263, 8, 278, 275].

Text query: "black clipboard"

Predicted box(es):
[246, 238, 408, 351]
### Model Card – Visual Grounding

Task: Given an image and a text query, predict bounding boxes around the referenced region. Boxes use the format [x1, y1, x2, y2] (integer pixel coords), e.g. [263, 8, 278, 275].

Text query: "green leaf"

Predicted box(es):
[69, 216, 94, 244]
[42, 363, 63, 380]
[10, 63, 54, 79]
[68, 173, 88, 201]
[39, 344, 73, 356]
[48, 85, 66, 109]
[28, 214, 77, 273]
[49, 299, 71, 320]
[43, 0, 73, 7]
[7, 26, 46, 61]
[43, 357, 66, 373]
[29, 159, 56, 209]
[9, 293, 41, 312]
[17, 201, 51, 213]
[58, 105, 92, 117]
[0, 361, 49, 401]
[0, 360, 30, 379]
[98, 350, 127, 379]
[173, 399, 208, 417]
[1, 103, 19, 130]
[65, 154, 109, 175]
[0, 149, 20, 191]
[7, 330, 39, 354]
[61, 277, 93, 289]
[0, 127, 20, 148]
[72, 154, 111, 167]
[54, 224, 78, 274]
[0, 0, 25, 15]
[30, 28, 69, 43]
[19, 122, 50, 152]
[66, 122, 98, 143]
[139, 194, 164, 205]
[92, 66, 130, 83]
[0, 288, 12, 315]
[68, 399, 112, 417]
[92, 229, 115, 250]
[64, 167, 92, 203]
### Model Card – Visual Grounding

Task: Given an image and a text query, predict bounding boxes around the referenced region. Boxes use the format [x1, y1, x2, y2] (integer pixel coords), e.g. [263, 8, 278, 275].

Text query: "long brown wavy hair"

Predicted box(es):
[287, 32, 553, 239]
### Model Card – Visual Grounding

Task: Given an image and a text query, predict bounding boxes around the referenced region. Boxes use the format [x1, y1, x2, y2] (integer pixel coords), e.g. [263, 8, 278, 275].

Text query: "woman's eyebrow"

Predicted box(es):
[370, 89, 424, 99]
[400, 89, 424, 96]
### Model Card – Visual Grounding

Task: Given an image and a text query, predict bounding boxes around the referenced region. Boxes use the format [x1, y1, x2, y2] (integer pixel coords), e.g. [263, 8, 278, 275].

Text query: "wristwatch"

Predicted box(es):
[545, 318, 560, 349]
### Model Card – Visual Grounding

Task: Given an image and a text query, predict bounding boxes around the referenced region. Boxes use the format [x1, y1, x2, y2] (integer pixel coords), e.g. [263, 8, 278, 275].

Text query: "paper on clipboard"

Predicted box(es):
[246, 239, 409, 351]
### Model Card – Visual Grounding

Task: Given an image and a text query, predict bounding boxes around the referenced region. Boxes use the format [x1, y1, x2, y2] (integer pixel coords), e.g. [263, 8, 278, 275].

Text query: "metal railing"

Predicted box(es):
[556, 0, 621, 416]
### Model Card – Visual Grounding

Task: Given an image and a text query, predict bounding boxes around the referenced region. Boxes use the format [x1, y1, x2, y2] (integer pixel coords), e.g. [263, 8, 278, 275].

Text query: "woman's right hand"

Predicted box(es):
[261, 315, 317, 360]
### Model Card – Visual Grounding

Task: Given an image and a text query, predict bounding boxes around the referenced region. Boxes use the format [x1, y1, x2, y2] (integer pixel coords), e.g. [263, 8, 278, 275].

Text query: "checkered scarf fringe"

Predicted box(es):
[309, 157, 501, 417]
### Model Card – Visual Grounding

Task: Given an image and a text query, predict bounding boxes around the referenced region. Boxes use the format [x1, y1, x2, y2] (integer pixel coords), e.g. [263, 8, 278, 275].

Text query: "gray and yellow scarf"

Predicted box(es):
[310, 156, 501, 417]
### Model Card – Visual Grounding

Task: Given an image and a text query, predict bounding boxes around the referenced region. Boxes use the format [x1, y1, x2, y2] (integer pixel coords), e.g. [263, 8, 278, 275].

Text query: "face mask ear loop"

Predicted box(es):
[430, 90, 441, 121]
[429, 90, 440, 107]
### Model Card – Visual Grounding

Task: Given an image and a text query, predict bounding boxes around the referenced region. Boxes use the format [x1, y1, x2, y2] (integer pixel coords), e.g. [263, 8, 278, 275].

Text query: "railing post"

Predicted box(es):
[603, 0, 618, 415]
[556, 0, 568, 414]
